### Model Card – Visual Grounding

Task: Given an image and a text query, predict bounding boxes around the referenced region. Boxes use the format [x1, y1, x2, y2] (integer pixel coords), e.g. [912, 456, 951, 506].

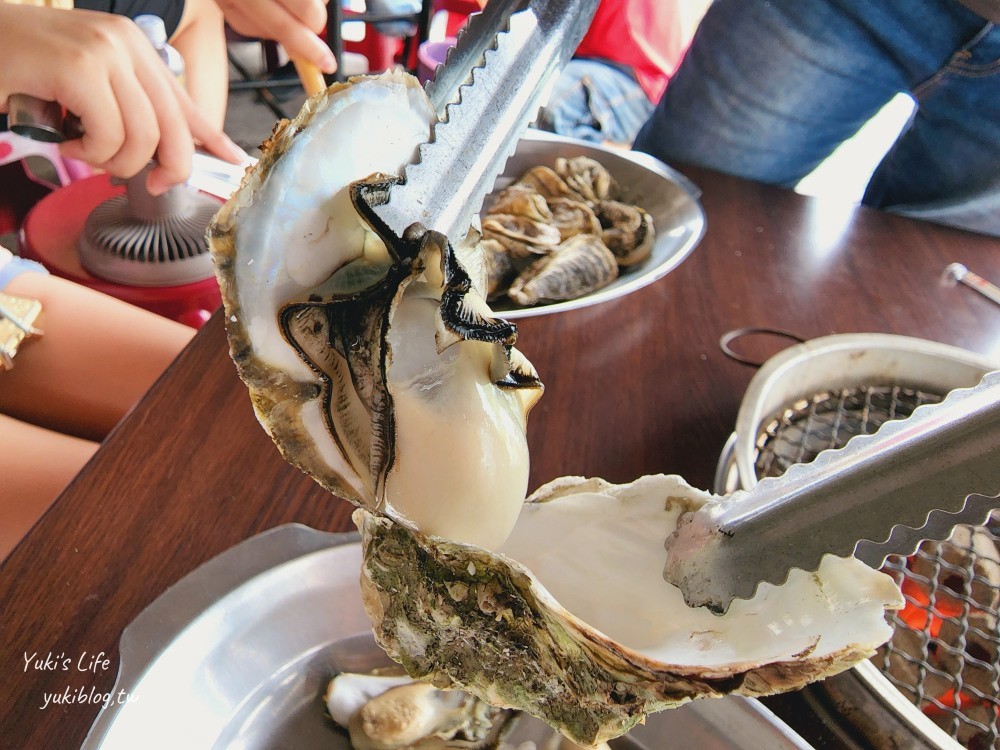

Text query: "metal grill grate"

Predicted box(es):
[754, 385, 1000, 750]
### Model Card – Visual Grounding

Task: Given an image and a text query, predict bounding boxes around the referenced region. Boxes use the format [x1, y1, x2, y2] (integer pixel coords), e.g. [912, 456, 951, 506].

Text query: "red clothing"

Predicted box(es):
[574, 0, 686, 103]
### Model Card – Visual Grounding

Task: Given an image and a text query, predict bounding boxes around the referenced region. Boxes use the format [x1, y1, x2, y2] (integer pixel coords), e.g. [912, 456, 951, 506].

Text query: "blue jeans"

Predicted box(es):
[538, 59, 654, 146]
[632, 0, 1000, 236]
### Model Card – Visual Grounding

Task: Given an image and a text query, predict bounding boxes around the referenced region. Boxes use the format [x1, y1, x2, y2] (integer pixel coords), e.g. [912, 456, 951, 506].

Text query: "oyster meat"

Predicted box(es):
[481, 237, 518, 298]
[489, 183, 553, 224]
[594, 200, 654, 268]
[209, 71, 542, 549]
[480, 156, 653, 304]
[507, 234, 618, 306]
[326, 670, 515, 749]
[482, 214, 562, 259]
[546, 197, 602, 240]
[210, 71, 903, 747]
[517, 166, 580, 201]
[554, 156, 618, 204]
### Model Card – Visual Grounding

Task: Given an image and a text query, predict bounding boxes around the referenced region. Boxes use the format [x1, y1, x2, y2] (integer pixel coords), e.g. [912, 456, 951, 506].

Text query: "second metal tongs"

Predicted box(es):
[664, 370, 1000, 614]
[365, 0, 599, 244]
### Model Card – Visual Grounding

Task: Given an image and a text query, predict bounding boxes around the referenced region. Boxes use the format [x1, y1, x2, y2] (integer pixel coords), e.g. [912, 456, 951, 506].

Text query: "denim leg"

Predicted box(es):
[633, 0, 989, 188]
[537, 59, 654, 145]
[863, 23, 1000, 235]
[885, 185, 1000, 236]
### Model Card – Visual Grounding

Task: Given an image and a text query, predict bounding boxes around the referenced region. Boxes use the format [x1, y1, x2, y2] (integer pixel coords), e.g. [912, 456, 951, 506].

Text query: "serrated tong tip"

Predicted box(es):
[366, 0, 599, 243]
[664, 369, 1000, 614]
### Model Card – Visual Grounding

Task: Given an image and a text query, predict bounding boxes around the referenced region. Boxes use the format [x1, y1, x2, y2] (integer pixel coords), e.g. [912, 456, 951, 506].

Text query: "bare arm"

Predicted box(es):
[171, 0, 229, 130]
[0, 270, 194, 441]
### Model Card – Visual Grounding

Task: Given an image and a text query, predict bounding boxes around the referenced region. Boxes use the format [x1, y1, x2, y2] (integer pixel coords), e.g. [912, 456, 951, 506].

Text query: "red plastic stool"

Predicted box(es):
[19, 174, 222, 329]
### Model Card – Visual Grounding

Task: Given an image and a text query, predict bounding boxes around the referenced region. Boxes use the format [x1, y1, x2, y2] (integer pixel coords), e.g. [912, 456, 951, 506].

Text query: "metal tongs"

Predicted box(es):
[664, 370, 1000, 614]
[360, 0, 599, 243]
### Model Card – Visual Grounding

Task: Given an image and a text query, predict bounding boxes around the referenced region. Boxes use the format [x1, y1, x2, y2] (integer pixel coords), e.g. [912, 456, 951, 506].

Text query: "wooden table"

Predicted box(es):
[3, 166, 998, 749]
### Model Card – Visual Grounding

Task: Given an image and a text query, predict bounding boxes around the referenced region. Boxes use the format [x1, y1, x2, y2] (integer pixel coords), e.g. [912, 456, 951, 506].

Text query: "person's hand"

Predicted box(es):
[216, 0, 336, 75]
[0, 5, 247, 195]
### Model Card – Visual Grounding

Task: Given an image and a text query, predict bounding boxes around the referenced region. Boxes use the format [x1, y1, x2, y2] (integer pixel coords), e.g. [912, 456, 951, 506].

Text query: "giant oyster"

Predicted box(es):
[209, 71, 903, 746]
[210, 71, 542, 549]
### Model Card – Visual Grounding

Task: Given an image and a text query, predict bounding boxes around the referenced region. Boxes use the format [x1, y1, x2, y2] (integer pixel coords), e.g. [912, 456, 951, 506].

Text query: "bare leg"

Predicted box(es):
[171, 0, 229, 129]
[0, 273, 194, 441]
[0, 414, 99, 560]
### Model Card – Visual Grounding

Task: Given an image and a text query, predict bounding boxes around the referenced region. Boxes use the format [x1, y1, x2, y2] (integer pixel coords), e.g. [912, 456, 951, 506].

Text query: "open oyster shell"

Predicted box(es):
[356, 474, 902, 745]
[210, 70, 902, 749]
[209, 71, 542, 548]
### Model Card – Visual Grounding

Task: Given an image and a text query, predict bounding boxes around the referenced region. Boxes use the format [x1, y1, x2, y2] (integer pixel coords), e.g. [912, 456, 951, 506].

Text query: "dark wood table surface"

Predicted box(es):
[3, 166, 999, 749]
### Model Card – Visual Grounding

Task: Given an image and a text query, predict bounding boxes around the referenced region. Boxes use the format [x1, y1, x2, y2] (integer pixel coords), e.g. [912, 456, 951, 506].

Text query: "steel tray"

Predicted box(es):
[83, 524, 812, 750]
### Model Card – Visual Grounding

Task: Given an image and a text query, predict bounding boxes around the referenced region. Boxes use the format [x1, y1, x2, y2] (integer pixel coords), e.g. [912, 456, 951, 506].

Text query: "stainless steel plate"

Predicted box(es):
[487, 129, 705, 319]
[83, 524, 812, 750]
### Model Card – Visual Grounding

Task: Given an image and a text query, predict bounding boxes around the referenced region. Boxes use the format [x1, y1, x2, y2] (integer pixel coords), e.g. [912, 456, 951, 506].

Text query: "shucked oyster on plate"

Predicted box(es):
[325, 668, 609, 750]
[325, 669, 518, 749]
[208, 70, 903, 746]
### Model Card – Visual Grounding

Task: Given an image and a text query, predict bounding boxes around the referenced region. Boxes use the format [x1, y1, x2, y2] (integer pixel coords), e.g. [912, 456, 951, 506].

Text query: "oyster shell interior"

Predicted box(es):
[355, 475, 902, 745]
[209, 71, 903, 748]
[210, 71, 542, 549]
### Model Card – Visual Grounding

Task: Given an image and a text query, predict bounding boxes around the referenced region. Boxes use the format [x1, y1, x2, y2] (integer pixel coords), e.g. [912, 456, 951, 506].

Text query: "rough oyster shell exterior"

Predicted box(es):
[209, 71, 900, 750]
[356, 475, 901, 745]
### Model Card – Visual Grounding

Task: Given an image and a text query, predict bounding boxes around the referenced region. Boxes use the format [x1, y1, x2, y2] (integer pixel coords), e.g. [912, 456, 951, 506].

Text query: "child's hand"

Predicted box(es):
[216, 0, 336, 74]
[0, 5, 246, 194]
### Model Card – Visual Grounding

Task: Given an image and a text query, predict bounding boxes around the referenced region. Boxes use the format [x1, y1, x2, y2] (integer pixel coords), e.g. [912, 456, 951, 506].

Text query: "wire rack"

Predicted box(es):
[753, 384, 1000, 750]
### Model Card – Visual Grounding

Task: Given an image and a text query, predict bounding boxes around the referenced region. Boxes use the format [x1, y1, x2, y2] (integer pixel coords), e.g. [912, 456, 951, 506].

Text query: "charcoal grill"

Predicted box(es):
[716, 333, 1000, 750]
